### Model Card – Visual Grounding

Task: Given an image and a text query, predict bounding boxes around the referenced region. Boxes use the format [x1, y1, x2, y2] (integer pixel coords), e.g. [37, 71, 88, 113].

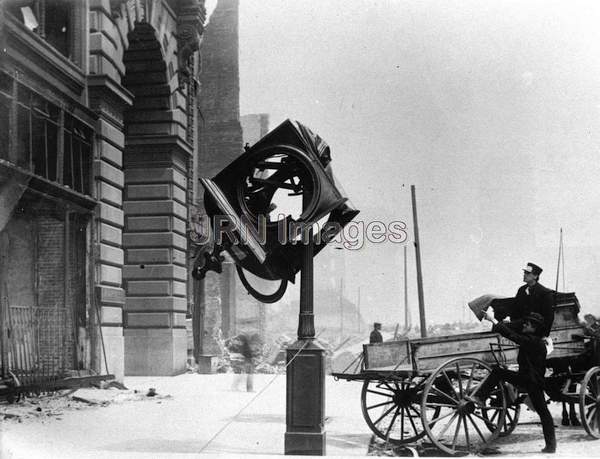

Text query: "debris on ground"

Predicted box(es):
[0, 385, 172, 424]
[71, 396, 101, 405]
[2, 412, 22, 422]
[92, 380, 128, 390]
[367, 436, 456, 457]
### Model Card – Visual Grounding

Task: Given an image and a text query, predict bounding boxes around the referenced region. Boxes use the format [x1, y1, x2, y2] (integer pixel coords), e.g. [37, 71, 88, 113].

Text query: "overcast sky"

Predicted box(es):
[221, 0, 600, 325]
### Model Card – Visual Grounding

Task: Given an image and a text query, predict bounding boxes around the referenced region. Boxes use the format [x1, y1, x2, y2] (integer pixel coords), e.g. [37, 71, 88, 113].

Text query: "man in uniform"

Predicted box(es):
[369, 322, 383, 344]
[495, 262, 555, 337]
[472, 311, 556, 453]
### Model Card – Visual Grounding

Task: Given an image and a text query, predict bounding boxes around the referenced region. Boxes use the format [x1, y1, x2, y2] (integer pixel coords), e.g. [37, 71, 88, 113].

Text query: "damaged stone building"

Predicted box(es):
[194, 0, 268, 363]
[0, 0, 363, 390]
[0, 0, 218, 384]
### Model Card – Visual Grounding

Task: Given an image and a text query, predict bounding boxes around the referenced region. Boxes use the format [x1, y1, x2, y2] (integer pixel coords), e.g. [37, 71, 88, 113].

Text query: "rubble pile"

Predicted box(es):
[0, 386, 172, 424]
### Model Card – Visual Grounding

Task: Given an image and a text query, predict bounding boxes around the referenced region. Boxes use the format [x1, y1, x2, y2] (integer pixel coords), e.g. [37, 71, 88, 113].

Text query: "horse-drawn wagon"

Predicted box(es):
[332, 292, 600, 455]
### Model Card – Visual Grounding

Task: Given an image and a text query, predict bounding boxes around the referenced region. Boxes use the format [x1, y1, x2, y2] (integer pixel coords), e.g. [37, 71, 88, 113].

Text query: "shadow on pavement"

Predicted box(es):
[327, 432, 371, 452]
[228, 413, 285, 423]
[101, 439, 209, 454]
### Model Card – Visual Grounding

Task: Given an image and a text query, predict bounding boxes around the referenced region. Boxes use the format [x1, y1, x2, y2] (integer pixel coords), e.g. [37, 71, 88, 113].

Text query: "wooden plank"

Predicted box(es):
[411, 332, 502, 372]
[497, 325, 585, 360]
[548, 326, 585, 359]
[414, 349, 502, 372]
[411, 332, 500, 356]
[554, 292, 578, 305]
[498, 326, 585, 348]
[549, 326, 585, 343]
[410, 331, 498, 345]
[552, 304, 580, 329]
[363, 340, 411, 370]
[364, 364, 414, 373]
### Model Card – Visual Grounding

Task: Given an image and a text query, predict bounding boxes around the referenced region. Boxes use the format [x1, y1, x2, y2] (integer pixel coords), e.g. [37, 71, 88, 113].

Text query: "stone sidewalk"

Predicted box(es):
[0, 373, 372, 458]
[2, 373, 600, 458]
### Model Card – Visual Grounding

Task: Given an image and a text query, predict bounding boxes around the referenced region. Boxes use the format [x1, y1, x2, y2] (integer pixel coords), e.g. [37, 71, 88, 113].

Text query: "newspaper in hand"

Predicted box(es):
[544, 337, 554, 356]
[468, 294, 505, 321]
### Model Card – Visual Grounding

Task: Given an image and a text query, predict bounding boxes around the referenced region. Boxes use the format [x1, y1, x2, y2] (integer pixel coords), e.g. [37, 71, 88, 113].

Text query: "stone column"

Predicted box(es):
[88, 76, 133, 382]
[122, 141, 190, 376]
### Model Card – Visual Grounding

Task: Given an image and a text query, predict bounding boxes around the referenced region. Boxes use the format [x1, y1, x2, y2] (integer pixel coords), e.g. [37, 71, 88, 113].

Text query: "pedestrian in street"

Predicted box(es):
[471, 310, 556, 454]
[369, 322, 383, 344]
[494, 262, 555, 337]
[229, 333, 262, 392]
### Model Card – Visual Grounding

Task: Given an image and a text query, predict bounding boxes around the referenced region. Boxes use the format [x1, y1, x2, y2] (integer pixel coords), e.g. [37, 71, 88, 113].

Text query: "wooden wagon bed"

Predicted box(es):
[331, 292, 599, 456]
[334, 291, 585, 379]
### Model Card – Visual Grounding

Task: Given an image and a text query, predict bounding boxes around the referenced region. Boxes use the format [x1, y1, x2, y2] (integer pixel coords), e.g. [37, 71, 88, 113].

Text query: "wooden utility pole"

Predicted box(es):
[555, 228, 564, 292]
[403, 245, 408, 330]
[339, 277, 344, 336]
[357, 287, 361, 333]
[411, 185, 427, 338]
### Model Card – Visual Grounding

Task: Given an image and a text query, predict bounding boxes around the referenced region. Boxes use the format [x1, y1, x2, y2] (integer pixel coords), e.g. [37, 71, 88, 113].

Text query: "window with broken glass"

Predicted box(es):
[0, 72, 93, 196]
[5, 0, 73, 59]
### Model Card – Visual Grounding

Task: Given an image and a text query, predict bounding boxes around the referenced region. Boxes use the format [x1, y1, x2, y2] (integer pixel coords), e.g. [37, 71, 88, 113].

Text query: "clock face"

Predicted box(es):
[237, 146, 318, 226]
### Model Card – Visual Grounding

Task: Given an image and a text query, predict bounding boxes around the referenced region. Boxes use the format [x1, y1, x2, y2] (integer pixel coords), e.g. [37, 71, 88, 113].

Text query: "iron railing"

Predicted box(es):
[2, 305, 70, 391]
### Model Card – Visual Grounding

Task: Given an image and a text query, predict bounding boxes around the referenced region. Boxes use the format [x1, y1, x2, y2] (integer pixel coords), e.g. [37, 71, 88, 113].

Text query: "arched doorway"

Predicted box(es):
[120, 22, 191, 375]
[88, 0, 203, 378]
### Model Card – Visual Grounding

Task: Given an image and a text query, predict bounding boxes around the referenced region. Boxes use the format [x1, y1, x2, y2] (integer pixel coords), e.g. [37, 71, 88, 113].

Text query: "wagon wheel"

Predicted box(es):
[361, 376, 440, 444]
[420, 357, 506, 456]
[481, 383, 520, 437]
[580, 366, 600, 438]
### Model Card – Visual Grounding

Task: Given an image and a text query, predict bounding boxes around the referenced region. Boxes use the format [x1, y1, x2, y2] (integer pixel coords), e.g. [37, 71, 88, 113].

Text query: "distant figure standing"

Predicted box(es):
[369, 322, 383, 344]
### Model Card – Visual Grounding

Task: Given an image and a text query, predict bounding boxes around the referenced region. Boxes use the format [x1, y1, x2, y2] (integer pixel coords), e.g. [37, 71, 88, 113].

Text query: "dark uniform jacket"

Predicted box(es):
[369, 330, 383, 344]
[493, 321, 547, 387]
[495, 283, 555, 337]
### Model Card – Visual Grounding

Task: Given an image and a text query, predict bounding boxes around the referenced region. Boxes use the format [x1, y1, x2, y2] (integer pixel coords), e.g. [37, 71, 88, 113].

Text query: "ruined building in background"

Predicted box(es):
[194, 0, 269, 360]
[195, 0, 242, 358]
[0, 0, 206, 380]
[240, 113, 269, 148]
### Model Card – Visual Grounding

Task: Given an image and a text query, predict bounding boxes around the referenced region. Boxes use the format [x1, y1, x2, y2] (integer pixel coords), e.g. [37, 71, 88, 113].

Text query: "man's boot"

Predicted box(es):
[561, 402, 570, 426]
[541, 429, 556, 453]
[569, 404, 581, 426]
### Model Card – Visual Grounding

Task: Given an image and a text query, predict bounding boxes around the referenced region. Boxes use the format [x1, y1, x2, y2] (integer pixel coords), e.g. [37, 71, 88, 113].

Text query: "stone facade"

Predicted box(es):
[0, 0, 206, 379]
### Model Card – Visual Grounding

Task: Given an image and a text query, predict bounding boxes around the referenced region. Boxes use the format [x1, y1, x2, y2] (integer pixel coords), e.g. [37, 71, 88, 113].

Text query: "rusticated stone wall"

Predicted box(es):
[88, 0, 205, 377]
